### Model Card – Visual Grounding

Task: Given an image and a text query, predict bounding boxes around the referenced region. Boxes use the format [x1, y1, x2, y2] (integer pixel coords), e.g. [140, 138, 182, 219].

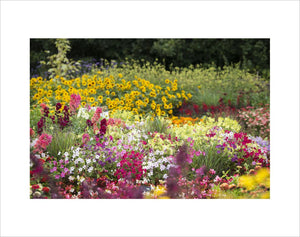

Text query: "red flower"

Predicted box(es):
[42, 187, 50, 193]
[32, 184, 40, 190]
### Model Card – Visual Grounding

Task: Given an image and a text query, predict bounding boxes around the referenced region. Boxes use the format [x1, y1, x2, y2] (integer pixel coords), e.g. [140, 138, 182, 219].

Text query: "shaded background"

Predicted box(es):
[30, 38, 270, 79]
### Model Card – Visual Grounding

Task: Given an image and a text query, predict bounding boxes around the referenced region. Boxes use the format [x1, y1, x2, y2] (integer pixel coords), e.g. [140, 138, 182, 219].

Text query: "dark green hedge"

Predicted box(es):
[30, 38, 269, 78]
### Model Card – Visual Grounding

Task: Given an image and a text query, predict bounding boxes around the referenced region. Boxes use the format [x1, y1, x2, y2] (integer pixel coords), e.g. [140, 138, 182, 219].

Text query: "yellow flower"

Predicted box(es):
[105, 90, 110, 95]
[165, 79, 170, 84]
[81, 101, 86, 107]
[111, 92, 116, 96]
[149, 91, 156, 97]
[168, 109, 173, 115]
[118, 73, 123, 78]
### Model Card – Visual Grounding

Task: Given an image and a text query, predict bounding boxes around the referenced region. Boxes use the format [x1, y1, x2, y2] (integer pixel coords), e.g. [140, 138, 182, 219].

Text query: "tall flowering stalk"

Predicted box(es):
[91, 107, 102, 134]
[70, 94, 81, 115]
[34, 133, 52, 153]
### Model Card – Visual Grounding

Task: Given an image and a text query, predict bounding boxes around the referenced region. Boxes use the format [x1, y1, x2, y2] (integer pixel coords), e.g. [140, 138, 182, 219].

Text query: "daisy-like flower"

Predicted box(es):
[87, 167, 93, 173]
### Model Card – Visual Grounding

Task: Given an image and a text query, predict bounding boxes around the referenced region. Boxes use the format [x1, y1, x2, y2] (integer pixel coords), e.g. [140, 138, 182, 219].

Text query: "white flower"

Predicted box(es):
[160, 164, 166, 171]
[78, 168, 82, 172]
[70, 167, 75, 172]
[87, 167, 93, 173]
[31, 138, 38, 147]
[86, 159, 91, 164]
[95, 155, 100, 159]
[92, 159, 96, 163]
[68, 176, 75, 181]
[41, 153, 45, 158]
[163, 174, 168, 179]
[82, 165, 86, 170]
[64, 152, 69, 157]
[70, 188, 74, 193]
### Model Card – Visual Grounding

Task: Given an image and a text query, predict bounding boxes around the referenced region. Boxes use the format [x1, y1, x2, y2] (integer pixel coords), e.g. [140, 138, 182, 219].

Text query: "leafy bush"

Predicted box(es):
[40, 39, 81, 80]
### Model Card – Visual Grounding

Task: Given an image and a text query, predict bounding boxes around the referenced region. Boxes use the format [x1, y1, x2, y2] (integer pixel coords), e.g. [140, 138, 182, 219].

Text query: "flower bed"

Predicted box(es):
[30, 96, 270, 199]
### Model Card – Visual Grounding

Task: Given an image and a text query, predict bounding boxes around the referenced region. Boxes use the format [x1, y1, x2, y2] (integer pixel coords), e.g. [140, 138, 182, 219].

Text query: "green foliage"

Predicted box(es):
[31, 39, 270, 78]
[40, 39, 81, 80]
[30, 107, 42, 131]
[82, 59, 269, 108]
[143, 115, 171, 134]
[45, 127, 78, 158]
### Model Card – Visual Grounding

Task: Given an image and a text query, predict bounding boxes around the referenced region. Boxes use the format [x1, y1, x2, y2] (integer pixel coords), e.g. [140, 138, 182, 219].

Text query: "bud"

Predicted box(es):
[220, 183, 229, 190]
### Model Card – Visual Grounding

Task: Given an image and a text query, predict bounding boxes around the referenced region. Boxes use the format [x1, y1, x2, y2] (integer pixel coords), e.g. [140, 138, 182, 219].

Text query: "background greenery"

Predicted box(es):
[30, 39, 270, 79]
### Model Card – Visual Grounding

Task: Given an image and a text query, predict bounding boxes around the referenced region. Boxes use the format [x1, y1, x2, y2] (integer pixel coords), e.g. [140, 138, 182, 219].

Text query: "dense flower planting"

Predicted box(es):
[30, 94, 270, 199]
[29, 54, 269, 199]
[30, 74, 193, 117]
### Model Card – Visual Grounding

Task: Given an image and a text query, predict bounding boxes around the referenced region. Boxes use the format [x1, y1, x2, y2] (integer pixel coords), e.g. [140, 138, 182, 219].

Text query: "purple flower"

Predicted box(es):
[231, 154, 238, 162]
[196, 165, 206, 176]
[55, 174, 60, 179]
[61, 172, 65, 178]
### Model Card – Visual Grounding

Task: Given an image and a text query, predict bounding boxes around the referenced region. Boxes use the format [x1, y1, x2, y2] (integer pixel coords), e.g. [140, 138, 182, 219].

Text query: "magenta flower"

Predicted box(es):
[55, 174, 60, 179]
[209, 169, 216, 175]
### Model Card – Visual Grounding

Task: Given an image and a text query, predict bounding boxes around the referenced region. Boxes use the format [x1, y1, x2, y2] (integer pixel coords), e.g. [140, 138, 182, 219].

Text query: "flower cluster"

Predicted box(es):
[30, 73, 194, 117]
[114, 151, 146, 182]
[237, 105, 270, 139]
[34, 133, 52, 153]
[70, 94, 81, 114]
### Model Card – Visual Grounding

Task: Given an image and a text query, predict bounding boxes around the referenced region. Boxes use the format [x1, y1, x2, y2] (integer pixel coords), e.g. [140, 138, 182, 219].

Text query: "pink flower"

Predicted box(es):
[209, 169, 216, 175]
[82, 133, 90, 144]
[214, 175, 222, 183]
[34, 133, 52, 153]
[30, 128, 35, 138]
[70, 94, 81, 114]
